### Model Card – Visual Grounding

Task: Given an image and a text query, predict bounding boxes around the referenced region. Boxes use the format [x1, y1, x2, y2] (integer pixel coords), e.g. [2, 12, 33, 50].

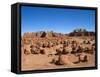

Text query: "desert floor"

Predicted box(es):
[21, 36, 95, 71]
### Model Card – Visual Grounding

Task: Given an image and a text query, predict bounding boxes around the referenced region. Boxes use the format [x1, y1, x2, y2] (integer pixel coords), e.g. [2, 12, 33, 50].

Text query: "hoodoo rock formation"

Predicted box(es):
[21, 29, 95, 70]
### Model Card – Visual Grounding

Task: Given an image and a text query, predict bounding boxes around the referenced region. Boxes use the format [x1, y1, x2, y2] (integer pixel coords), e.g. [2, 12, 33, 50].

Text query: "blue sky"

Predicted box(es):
[21, 6, 95, 35]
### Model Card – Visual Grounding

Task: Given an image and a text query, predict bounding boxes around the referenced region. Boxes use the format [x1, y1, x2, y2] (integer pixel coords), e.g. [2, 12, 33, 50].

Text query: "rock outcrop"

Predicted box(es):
[22, 29, 95, 38]
[69, 29, 95, 36]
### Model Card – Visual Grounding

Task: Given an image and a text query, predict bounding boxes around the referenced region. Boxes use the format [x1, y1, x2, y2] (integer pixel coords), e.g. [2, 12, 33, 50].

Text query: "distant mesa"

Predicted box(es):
[23, 31, 64, 38]
[69, 28, 95, 36]
[23, 28, 95, 38]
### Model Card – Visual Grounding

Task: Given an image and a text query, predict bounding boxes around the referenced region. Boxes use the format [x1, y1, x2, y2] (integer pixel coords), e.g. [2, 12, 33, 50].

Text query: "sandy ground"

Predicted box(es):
[21, 36, 95, 71]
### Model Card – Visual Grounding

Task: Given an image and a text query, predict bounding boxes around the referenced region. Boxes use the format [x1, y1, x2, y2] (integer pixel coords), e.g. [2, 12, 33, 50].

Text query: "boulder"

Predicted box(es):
[57, 55, 73, 65]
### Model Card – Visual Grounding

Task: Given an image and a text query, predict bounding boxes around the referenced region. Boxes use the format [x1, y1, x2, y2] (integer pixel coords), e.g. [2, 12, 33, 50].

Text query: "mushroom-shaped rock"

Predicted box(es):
[56, 55, 73, 65]
[40, 48, 45, 54]
[79, 53, 88, 62]
[30, 47, 40, 54]
[24, 49, 30, 55]
[55, 47, 63, 55]
[62, 47, 69, 54]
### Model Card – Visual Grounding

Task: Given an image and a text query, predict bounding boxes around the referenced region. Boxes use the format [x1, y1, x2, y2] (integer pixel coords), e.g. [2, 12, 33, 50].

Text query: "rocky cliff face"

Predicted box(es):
[69, 32, 95, 36]
[22, 29, 95, 38]
[68, 29, 95, 36]
[22, 31, 64, 38]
